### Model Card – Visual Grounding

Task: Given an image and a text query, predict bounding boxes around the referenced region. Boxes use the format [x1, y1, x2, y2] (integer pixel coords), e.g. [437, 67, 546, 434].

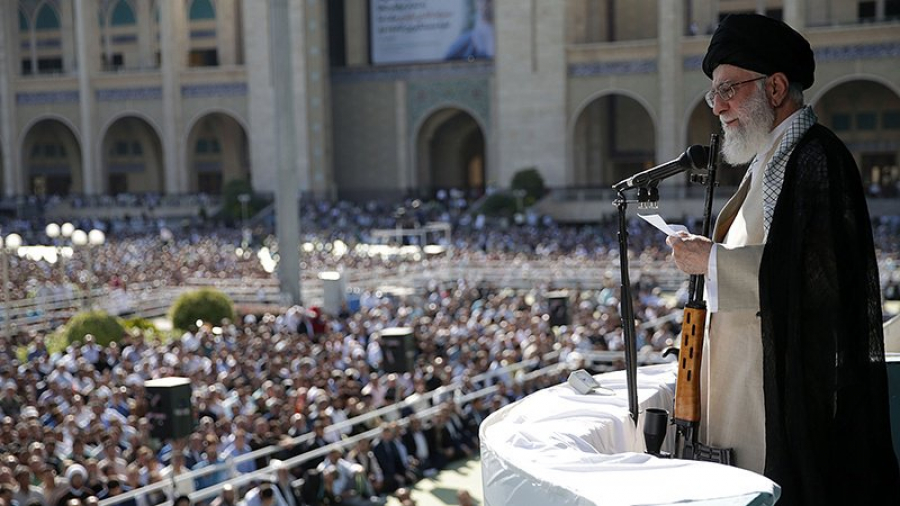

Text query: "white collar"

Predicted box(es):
[762, 108, 804, 158]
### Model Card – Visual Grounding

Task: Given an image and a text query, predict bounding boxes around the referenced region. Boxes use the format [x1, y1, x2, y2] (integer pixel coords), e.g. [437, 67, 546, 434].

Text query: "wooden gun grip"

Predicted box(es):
[674, 306, 707, 423]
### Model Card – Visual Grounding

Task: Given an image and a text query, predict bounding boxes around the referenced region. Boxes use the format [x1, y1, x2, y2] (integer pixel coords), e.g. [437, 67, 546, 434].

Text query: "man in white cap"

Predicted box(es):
[54, 464, 91, 506]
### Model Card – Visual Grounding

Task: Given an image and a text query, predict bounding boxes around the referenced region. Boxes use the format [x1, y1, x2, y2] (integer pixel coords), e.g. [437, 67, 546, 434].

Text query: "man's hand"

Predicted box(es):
[666, 233, 713, 275]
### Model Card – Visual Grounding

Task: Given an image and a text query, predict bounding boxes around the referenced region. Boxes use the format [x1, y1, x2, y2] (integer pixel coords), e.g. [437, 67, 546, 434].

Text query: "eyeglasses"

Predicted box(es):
[705, 76, 767, 108]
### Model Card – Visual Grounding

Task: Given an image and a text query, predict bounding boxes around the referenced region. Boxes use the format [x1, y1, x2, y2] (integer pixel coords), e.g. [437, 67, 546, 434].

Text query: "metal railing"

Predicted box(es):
[96, 349, 569, 506]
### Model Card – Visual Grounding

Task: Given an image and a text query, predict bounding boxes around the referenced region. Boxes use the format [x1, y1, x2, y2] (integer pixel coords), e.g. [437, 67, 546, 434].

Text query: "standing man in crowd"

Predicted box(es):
[667, 13, 900, 504]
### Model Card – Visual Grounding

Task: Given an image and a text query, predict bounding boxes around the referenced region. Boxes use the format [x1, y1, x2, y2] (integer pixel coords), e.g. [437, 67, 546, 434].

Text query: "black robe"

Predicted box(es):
[759, 123, 900, 505]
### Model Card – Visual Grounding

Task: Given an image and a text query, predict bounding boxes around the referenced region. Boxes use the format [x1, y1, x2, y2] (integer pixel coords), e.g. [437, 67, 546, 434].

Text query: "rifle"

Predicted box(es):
[669, 133, 733, 464]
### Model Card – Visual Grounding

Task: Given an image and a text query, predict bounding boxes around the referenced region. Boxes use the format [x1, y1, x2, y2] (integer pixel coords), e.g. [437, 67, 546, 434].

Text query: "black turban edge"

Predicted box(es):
[702, 14, 815, 90]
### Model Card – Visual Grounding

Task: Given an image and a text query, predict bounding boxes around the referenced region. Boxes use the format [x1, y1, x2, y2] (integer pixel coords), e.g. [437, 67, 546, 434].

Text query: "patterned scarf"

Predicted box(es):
[762, 106, 817, 238]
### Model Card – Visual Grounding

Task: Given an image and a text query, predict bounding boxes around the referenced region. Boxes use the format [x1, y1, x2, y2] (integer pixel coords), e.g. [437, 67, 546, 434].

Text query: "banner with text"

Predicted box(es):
[370, 0, 495, 64]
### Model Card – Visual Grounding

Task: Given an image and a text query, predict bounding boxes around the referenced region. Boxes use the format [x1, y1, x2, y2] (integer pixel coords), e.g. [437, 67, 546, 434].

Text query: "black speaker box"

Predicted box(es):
[547, 291, 570, 327]
[380, 327, 416, 374]
[146, 377, 194, 440]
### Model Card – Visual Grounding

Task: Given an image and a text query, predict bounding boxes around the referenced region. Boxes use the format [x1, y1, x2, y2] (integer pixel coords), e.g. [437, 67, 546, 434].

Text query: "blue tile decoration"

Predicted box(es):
[407, 77, 491, 133]
[815, 41, 900, 62]
[108, 162, 146, 174]
[29, 164, 73, 176]
[36, 38, 61, 48]
[683, 55, 704, 71]
[182, 83, 247, 98]
[17, 90, 80, 105]
[683, 42, 900, 70]
[97, 87, 163, 101]
[111, 34, 138, 44]
[569, 59, 657, 76]
[195, 161, 223, 173]
[190, 29, 216, 39]
[332, 60, 493, 84]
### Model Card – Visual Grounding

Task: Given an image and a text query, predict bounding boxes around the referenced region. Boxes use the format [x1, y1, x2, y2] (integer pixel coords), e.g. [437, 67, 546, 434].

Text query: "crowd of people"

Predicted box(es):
[1, 268, 650, 506]
[0, 194, 896, 506]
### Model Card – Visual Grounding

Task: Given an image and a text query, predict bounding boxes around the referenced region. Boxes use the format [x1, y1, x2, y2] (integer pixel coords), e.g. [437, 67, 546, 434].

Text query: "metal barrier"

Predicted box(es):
[97, 349, 567, 506]
[4, 259, 686, 336]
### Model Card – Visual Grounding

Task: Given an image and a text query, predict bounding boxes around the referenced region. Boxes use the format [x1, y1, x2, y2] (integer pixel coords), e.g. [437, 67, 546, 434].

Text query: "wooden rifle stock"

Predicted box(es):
[673, 302, 707, 423]
[668, 133, 732, 464]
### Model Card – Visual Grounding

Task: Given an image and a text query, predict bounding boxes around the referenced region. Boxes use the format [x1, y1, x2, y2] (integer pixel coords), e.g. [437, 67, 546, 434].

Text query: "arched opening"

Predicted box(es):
[20, 1, 64, 75]
[572, 94, 655, 186]
[415, 108, 486, 198]
[22, 119, 82, 196]
[100, 0, 139, 71]
[186, 112, 250, 194]
[814, 79, 900, 196]
[187, 0, 218, 67]
[101, 116, 165, 195]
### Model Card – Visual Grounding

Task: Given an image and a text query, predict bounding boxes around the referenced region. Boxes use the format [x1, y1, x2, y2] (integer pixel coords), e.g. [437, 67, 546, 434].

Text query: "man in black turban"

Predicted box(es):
[667, 13, 900, 506]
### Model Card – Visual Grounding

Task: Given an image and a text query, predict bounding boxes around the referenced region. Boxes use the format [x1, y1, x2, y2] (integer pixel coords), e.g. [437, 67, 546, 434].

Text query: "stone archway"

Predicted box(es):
[814, 79, 900, 196]
[21, 118, 82, 196]
[572, 94, 655, 187]
[415, 107, 486, 197]
[101, 116, 165, 194]
[185, 112, 250, 194]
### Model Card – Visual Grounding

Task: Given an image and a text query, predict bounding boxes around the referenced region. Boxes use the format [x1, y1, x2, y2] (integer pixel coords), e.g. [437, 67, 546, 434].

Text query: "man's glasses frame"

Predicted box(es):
[705, 76, 767, 108]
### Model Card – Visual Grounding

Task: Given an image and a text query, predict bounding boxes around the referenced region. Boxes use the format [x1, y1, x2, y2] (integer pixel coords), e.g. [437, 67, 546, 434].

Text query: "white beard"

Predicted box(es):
[720, 86, 775, 165]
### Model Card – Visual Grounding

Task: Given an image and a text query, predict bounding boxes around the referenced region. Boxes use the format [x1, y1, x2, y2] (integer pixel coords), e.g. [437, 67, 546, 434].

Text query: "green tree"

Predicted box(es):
[169, 288, 235, 331]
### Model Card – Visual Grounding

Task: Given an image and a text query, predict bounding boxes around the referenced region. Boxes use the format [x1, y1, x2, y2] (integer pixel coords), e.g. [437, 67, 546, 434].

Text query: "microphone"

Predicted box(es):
[613, 145, 710, 191]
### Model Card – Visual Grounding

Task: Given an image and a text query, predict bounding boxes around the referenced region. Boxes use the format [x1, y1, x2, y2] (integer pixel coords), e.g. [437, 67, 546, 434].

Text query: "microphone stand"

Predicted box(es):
[613, 186, 658, 425]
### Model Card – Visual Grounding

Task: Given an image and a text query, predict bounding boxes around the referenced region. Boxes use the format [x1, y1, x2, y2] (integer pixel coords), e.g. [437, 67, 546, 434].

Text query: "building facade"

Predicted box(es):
[0, 0, 898, 202]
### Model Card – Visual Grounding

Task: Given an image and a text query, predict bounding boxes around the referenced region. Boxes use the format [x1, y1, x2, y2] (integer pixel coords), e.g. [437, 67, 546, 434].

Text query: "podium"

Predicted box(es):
[479, 364, 780, 505]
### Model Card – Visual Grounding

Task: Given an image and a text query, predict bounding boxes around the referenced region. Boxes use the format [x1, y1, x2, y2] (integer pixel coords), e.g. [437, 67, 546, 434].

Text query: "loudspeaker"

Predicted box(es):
[547, 291, 570, 327]
[380, 327, 416, 374]
[887, 355, 900, 469]
[146, 377, 194, 440]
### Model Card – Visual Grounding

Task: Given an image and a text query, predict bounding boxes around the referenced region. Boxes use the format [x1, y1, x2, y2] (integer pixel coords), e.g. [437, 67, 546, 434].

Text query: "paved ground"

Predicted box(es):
[384, 457, 483, 506]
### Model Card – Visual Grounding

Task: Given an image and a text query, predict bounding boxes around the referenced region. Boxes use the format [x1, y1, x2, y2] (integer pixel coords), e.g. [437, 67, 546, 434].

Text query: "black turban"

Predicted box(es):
[702, 14, 815, 90]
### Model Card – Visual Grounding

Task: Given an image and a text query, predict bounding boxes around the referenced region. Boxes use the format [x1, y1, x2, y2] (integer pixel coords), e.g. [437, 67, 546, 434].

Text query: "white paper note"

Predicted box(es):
[638, 214, 689, 236]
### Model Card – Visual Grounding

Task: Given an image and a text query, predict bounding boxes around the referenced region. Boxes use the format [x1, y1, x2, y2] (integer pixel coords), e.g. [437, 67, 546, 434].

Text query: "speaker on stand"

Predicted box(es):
[145, 377, 194, 440]
[380, 327, 417, 374]
[547, 290, 570, 327]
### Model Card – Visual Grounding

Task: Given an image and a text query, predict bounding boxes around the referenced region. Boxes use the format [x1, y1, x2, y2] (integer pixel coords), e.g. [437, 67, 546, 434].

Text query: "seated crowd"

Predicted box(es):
[0, 195, 896, 506]
[0, 274, 624, 506]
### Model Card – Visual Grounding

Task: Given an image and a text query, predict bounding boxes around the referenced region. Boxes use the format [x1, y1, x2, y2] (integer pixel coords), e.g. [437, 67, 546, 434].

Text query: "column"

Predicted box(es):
[160, 0, 187, 193]
[302, 0, 334, 196]
[242, 0, 278, 193]
[344, 0, 368, 66]
[657, 0, 683, 164]
[0, 2, 19, 195]
[74, 0, 100, 194]
[217, 0, 237, 66]
[60, 0, 76, 73]
[137, 0, 153, 68]
[270, 0, 301, 305]
[495, 0, 568, 186]
[783, 0, 806, 29]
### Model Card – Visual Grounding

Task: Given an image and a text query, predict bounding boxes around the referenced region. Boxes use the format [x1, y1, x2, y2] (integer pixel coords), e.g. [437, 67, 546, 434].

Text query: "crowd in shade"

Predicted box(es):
[0, 194, 897, 506]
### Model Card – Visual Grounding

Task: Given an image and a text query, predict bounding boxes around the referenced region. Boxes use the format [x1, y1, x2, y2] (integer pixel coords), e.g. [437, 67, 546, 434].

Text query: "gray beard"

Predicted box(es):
[721, 89, 775, 165]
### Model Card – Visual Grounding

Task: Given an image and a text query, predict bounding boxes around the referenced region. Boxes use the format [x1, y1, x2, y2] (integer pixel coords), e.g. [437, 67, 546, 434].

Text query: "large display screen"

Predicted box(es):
[370, 0, 495, 64]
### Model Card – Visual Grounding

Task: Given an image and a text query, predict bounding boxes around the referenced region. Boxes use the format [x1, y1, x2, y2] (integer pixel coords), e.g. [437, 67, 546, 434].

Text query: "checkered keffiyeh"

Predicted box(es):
[762, 106, 817, 238]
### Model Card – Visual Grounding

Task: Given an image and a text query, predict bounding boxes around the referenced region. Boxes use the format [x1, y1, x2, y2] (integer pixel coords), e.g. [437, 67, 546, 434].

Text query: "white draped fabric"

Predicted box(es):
[480, 364, 780, 505]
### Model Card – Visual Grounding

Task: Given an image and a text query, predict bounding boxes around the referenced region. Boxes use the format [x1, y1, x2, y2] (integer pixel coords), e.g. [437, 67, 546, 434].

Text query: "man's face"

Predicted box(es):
[711, 64, 775, 165]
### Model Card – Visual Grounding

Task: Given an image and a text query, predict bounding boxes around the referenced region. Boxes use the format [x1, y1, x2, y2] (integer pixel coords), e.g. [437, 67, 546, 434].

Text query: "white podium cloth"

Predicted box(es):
[480, 364, 780, 506]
